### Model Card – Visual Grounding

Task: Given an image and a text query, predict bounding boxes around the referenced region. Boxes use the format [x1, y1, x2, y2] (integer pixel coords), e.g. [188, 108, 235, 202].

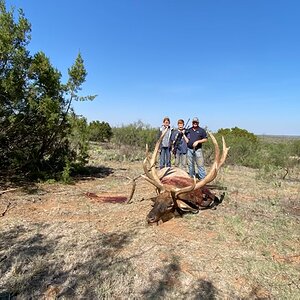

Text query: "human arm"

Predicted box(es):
[182, 130, 189, 143]
[192, 137, 208, 148]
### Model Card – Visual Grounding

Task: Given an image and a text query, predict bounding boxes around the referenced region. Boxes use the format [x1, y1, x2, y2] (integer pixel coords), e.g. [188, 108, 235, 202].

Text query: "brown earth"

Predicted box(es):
[0, 156, 299, 299]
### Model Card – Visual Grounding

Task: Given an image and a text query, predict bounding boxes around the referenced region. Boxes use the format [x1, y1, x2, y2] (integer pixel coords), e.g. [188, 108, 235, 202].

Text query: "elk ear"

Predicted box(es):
[176, 200, 199, 214]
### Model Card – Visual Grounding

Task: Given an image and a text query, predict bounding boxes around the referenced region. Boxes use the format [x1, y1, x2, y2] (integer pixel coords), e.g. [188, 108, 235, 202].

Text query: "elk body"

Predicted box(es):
[142, 129, 229, 224]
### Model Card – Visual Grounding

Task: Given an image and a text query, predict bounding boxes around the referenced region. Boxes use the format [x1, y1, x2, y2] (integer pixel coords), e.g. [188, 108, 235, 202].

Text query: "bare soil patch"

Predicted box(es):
[1, 151, 299, 299]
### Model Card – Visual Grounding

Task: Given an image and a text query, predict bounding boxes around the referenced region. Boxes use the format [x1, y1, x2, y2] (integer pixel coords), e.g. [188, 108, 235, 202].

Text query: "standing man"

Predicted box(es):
[171, 119, 188, 171]
[183, 117, 208, 179]
[159, 117, 173, 169]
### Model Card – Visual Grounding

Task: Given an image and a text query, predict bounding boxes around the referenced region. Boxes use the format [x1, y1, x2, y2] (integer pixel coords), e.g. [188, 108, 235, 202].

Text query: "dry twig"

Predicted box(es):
[0, 188, 18, 196]
[1, 201, 11, 217]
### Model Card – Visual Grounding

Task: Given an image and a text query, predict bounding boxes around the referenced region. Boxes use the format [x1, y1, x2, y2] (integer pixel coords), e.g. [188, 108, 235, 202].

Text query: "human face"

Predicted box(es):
[192, 121, 199, 128]
[163, 120, 170, 127]
[178, 122, 184, 130]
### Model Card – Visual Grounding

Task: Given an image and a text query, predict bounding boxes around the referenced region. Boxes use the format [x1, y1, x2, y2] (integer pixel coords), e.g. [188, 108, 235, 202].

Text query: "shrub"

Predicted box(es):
[205, 127, 259, 167]
[207, 128, 299, 179]
[89, 121, 113, 142]
[111, 120, 158, 150]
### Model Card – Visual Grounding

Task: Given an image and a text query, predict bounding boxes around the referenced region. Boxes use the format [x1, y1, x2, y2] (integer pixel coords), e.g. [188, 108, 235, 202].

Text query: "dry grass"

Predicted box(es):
[0, 145, 299, 299]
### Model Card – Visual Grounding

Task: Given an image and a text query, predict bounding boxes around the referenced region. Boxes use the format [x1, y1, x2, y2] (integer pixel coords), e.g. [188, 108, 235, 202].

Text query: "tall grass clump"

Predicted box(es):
[112, 121, 158, 150]
[256, 140, 300, 179]
[110, 121, 158, 161]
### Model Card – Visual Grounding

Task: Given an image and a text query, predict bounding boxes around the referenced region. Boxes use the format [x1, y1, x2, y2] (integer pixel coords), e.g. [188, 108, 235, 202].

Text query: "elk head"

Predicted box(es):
[143, 128, 229, 224]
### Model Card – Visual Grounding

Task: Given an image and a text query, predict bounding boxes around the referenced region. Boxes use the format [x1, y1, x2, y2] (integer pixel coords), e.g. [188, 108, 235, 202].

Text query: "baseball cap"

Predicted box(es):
[192, 117, 199, 123]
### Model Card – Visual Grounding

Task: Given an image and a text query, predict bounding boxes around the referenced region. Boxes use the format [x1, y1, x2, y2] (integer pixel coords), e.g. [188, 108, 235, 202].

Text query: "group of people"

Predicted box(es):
[158, 116, 208, 180]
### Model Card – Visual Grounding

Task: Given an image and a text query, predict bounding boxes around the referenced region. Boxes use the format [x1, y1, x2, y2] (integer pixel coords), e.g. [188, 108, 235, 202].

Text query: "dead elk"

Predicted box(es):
[140, 129, 229, 224]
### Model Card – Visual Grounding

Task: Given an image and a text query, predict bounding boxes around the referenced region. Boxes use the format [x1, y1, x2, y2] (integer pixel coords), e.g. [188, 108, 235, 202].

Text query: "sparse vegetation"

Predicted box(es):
[203, 128, 300, 180]
[0, 142, 299, 299]
[0, 2, 299, 299]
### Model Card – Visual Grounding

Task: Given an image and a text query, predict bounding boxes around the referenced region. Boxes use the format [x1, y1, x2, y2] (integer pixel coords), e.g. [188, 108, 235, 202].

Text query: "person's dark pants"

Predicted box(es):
[160, 147, 171, 169]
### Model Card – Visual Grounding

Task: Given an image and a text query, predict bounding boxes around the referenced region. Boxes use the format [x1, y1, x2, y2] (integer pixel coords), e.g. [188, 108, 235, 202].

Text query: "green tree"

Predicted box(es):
[0, 1, 96, 179]
[217, 127, 258, 143]
[206, 127, 259, 166]
[89, 121, 113, 142]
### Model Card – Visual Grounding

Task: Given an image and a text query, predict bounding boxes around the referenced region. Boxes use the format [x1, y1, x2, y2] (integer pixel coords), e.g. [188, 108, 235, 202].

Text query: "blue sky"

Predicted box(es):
[6, 0, 300, 135]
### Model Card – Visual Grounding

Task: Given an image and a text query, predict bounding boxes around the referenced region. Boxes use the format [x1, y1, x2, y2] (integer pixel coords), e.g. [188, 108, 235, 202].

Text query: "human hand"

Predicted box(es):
[192, 141, 199, 148]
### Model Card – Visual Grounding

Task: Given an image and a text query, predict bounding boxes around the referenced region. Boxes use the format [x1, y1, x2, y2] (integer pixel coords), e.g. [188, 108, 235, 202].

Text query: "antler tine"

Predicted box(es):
[150, 127, 168, 185]
[194, 131, 221, 190]
[218, 136, 230, 168]
[143, 142, 158, 183]
[142, 157, 164, 190]
[210, 131, 221, 167]
[126, 178, 137, 204]
[145, 144, 151, 161]
[142, 128, 168, 191]
[144, 143, 156, 172]
[174, 176, 197, 197]
[145, 143, 149, 158]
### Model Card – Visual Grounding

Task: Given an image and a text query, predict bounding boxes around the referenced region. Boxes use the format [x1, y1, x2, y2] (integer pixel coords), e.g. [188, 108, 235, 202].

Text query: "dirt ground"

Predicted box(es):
[0, 156, 299, 299]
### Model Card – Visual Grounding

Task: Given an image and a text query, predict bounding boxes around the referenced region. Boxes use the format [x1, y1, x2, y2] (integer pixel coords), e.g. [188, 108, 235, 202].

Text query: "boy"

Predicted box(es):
[171, 119, 188, 171]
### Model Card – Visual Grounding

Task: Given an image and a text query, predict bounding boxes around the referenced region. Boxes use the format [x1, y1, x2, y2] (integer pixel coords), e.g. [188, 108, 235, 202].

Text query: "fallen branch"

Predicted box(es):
[1, 201, 11, 217]
[0, 188, 18, 196]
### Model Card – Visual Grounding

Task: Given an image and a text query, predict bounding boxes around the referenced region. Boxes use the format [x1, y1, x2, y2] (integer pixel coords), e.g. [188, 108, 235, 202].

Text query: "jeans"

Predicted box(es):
[187, 148, 206, 179]
[160, 147, 171, 169]
[175, 153, 187, 171]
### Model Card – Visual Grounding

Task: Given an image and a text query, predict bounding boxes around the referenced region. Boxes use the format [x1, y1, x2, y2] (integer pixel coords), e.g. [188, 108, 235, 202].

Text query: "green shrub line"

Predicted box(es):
[106, 123, 300, 180]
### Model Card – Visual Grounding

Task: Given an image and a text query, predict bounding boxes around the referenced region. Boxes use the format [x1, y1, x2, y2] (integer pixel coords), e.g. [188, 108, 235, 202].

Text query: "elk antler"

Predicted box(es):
[219, 136, 229, 168]
[174, 176, 196, 197]
[193, 132, 230, 190]
[142, 128, 169, 191]
[143, 130, 229, 197]
[174, 132, 229, 195]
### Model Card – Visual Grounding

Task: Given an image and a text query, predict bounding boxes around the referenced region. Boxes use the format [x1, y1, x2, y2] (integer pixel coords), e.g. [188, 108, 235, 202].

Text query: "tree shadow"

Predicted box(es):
[184, 280, 218, 300]
[54, 232, 135, 298]
[0, 224, 58, 298]
[0, 223, 137, 299]
[0, 165, 114, 189]
[0, 178, 38, 193]
[73, 165, 114, 180]
[142, 255, 218, 299]
[0, 225, 220, 299]
[142, 256, 181, 299]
